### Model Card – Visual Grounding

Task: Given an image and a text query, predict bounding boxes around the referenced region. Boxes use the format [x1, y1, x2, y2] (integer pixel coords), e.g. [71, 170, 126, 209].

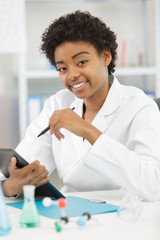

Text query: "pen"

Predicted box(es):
[37, 107, 75, 137]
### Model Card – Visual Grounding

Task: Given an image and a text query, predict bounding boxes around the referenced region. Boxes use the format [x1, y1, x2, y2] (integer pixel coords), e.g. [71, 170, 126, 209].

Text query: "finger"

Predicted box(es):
[8, 157, 17, 172]
[35, 176, 50, 187]
[31, 165, 48, 179]
[25, 165, 48, 184]
[57, 132, 65, 140]
[53, 129, 64, 139]
[22, 160, 40, 175]
[30, 170, 49, 186]
[49, 119, 64, 138]
[48, 111, 57, 126]
[49, 111, 62, 134]
[59, 133, 65, 139]
[51, 129, 64, 140]
[49, 121, 58, 135]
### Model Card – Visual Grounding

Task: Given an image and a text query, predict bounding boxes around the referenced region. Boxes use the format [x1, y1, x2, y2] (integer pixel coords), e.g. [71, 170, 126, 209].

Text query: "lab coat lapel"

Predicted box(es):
[92, 76, 123, 133]
[70, 98, 84, 156]
[71, 77, 123, 157]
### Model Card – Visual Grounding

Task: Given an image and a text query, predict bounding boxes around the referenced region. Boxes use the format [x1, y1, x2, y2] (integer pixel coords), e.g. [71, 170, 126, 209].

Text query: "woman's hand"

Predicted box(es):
[2, 157, 50, 197]
[49, 108, 85, 140]
[49, 108, 102, 144]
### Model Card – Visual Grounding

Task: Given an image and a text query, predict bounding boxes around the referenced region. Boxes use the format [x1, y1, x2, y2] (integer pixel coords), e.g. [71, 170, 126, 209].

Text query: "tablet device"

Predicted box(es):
[0, 148, 65, 199]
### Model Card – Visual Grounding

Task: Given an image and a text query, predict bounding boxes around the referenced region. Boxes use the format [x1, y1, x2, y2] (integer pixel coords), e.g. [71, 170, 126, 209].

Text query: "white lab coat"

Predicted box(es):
[2, 76, 160, 201]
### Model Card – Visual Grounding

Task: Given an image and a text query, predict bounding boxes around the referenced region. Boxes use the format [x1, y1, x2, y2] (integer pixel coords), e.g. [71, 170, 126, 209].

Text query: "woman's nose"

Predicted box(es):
[67, 68, 80, 81]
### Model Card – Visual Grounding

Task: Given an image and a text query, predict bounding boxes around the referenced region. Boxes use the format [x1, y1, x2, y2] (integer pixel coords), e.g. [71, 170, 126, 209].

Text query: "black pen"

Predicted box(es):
[37, 107, 75, 137]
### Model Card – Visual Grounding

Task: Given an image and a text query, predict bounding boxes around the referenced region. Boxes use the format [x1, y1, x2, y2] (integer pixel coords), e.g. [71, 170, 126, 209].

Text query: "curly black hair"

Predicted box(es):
[41, 11, 118, 74]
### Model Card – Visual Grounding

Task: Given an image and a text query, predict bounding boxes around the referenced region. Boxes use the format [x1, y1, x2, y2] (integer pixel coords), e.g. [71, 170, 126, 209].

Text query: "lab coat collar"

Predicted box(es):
[69, 76, 123, 156]
[70, 75, 123, 117]
[91, 76, 123, 133]
[98, 75, 123, 117]
[69, 98, 84, 118]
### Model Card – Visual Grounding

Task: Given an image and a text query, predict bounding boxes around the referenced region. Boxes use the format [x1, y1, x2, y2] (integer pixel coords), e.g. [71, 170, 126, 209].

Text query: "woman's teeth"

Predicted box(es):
[72, 82, 86, 89]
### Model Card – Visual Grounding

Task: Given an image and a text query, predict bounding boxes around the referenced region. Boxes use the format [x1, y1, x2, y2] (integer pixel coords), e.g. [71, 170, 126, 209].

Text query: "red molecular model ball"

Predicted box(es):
[58, 198, 67, 208]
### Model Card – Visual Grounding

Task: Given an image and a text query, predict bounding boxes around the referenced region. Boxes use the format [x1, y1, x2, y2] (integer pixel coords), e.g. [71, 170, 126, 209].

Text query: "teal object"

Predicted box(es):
[8, 196, 119, 219]
[20, 185, 40, 228]
[0, 183, 12, 236]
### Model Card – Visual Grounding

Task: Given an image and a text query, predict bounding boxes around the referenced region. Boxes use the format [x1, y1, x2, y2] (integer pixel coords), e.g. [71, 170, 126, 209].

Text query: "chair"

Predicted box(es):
[154, 98, 160, 110]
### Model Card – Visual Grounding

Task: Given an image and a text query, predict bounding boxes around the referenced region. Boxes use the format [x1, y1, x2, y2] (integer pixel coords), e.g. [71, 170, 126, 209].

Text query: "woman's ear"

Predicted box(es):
[103, 50, 112, 66]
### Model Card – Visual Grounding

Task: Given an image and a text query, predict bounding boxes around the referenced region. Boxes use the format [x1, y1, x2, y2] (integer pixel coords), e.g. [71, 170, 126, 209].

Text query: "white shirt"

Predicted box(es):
[2, 76, 160, 201]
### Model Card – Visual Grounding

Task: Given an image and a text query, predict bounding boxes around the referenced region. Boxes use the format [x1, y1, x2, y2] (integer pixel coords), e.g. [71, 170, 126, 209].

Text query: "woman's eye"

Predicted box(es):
[78, 60, 88, 66]
[57, 67, 66, 72]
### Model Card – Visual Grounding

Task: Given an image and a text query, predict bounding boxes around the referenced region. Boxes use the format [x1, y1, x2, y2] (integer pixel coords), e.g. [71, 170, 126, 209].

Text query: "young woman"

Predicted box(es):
[2, 11, 160, 201]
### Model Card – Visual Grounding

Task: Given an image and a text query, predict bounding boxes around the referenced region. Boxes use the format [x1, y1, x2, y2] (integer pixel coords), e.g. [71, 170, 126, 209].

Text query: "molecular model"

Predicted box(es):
[42, 197, 92, 232]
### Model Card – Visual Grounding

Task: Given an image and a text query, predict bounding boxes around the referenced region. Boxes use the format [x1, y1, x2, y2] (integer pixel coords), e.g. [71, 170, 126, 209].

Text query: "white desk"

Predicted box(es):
[3, 189, 160, 240]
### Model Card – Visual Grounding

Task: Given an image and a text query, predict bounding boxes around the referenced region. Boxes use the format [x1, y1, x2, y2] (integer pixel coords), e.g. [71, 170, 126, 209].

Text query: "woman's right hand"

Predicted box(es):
[1, 157, 50, 197]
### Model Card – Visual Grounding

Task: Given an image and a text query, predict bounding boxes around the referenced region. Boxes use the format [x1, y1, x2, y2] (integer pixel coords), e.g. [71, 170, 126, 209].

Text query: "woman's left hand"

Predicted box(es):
[48, 108, 88, 140]
[49, 108, 102, 144]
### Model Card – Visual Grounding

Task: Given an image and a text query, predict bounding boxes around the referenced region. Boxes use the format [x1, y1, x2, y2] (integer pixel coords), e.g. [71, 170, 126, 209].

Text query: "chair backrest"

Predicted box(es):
[154, 98, 160, 110]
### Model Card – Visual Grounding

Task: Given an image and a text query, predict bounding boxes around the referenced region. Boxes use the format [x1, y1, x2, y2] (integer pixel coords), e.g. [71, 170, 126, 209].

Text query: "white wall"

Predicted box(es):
[26, 0, 155, 94]
[26, 1, 154, 67]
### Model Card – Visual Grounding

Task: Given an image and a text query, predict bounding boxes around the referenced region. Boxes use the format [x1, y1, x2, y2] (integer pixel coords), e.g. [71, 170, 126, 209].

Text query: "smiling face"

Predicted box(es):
[54, 41, 111, 103]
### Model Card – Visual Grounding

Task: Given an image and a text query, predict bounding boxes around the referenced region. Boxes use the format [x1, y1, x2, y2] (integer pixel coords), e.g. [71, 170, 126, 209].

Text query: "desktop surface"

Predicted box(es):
[4, 189, 160, 240]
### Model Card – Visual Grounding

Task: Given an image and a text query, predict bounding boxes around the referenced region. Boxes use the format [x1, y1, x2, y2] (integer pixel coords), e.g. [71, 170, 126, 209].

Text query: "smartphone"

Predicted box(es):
[0, 148, 65, 198]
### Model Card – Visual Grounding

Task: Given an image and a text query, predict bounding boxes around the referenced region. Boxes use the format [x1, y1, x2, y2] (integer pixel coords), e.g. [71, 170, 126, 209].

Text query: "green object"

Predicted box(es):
[54, 221, 62, 232]
[20, 185, 40, 228]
